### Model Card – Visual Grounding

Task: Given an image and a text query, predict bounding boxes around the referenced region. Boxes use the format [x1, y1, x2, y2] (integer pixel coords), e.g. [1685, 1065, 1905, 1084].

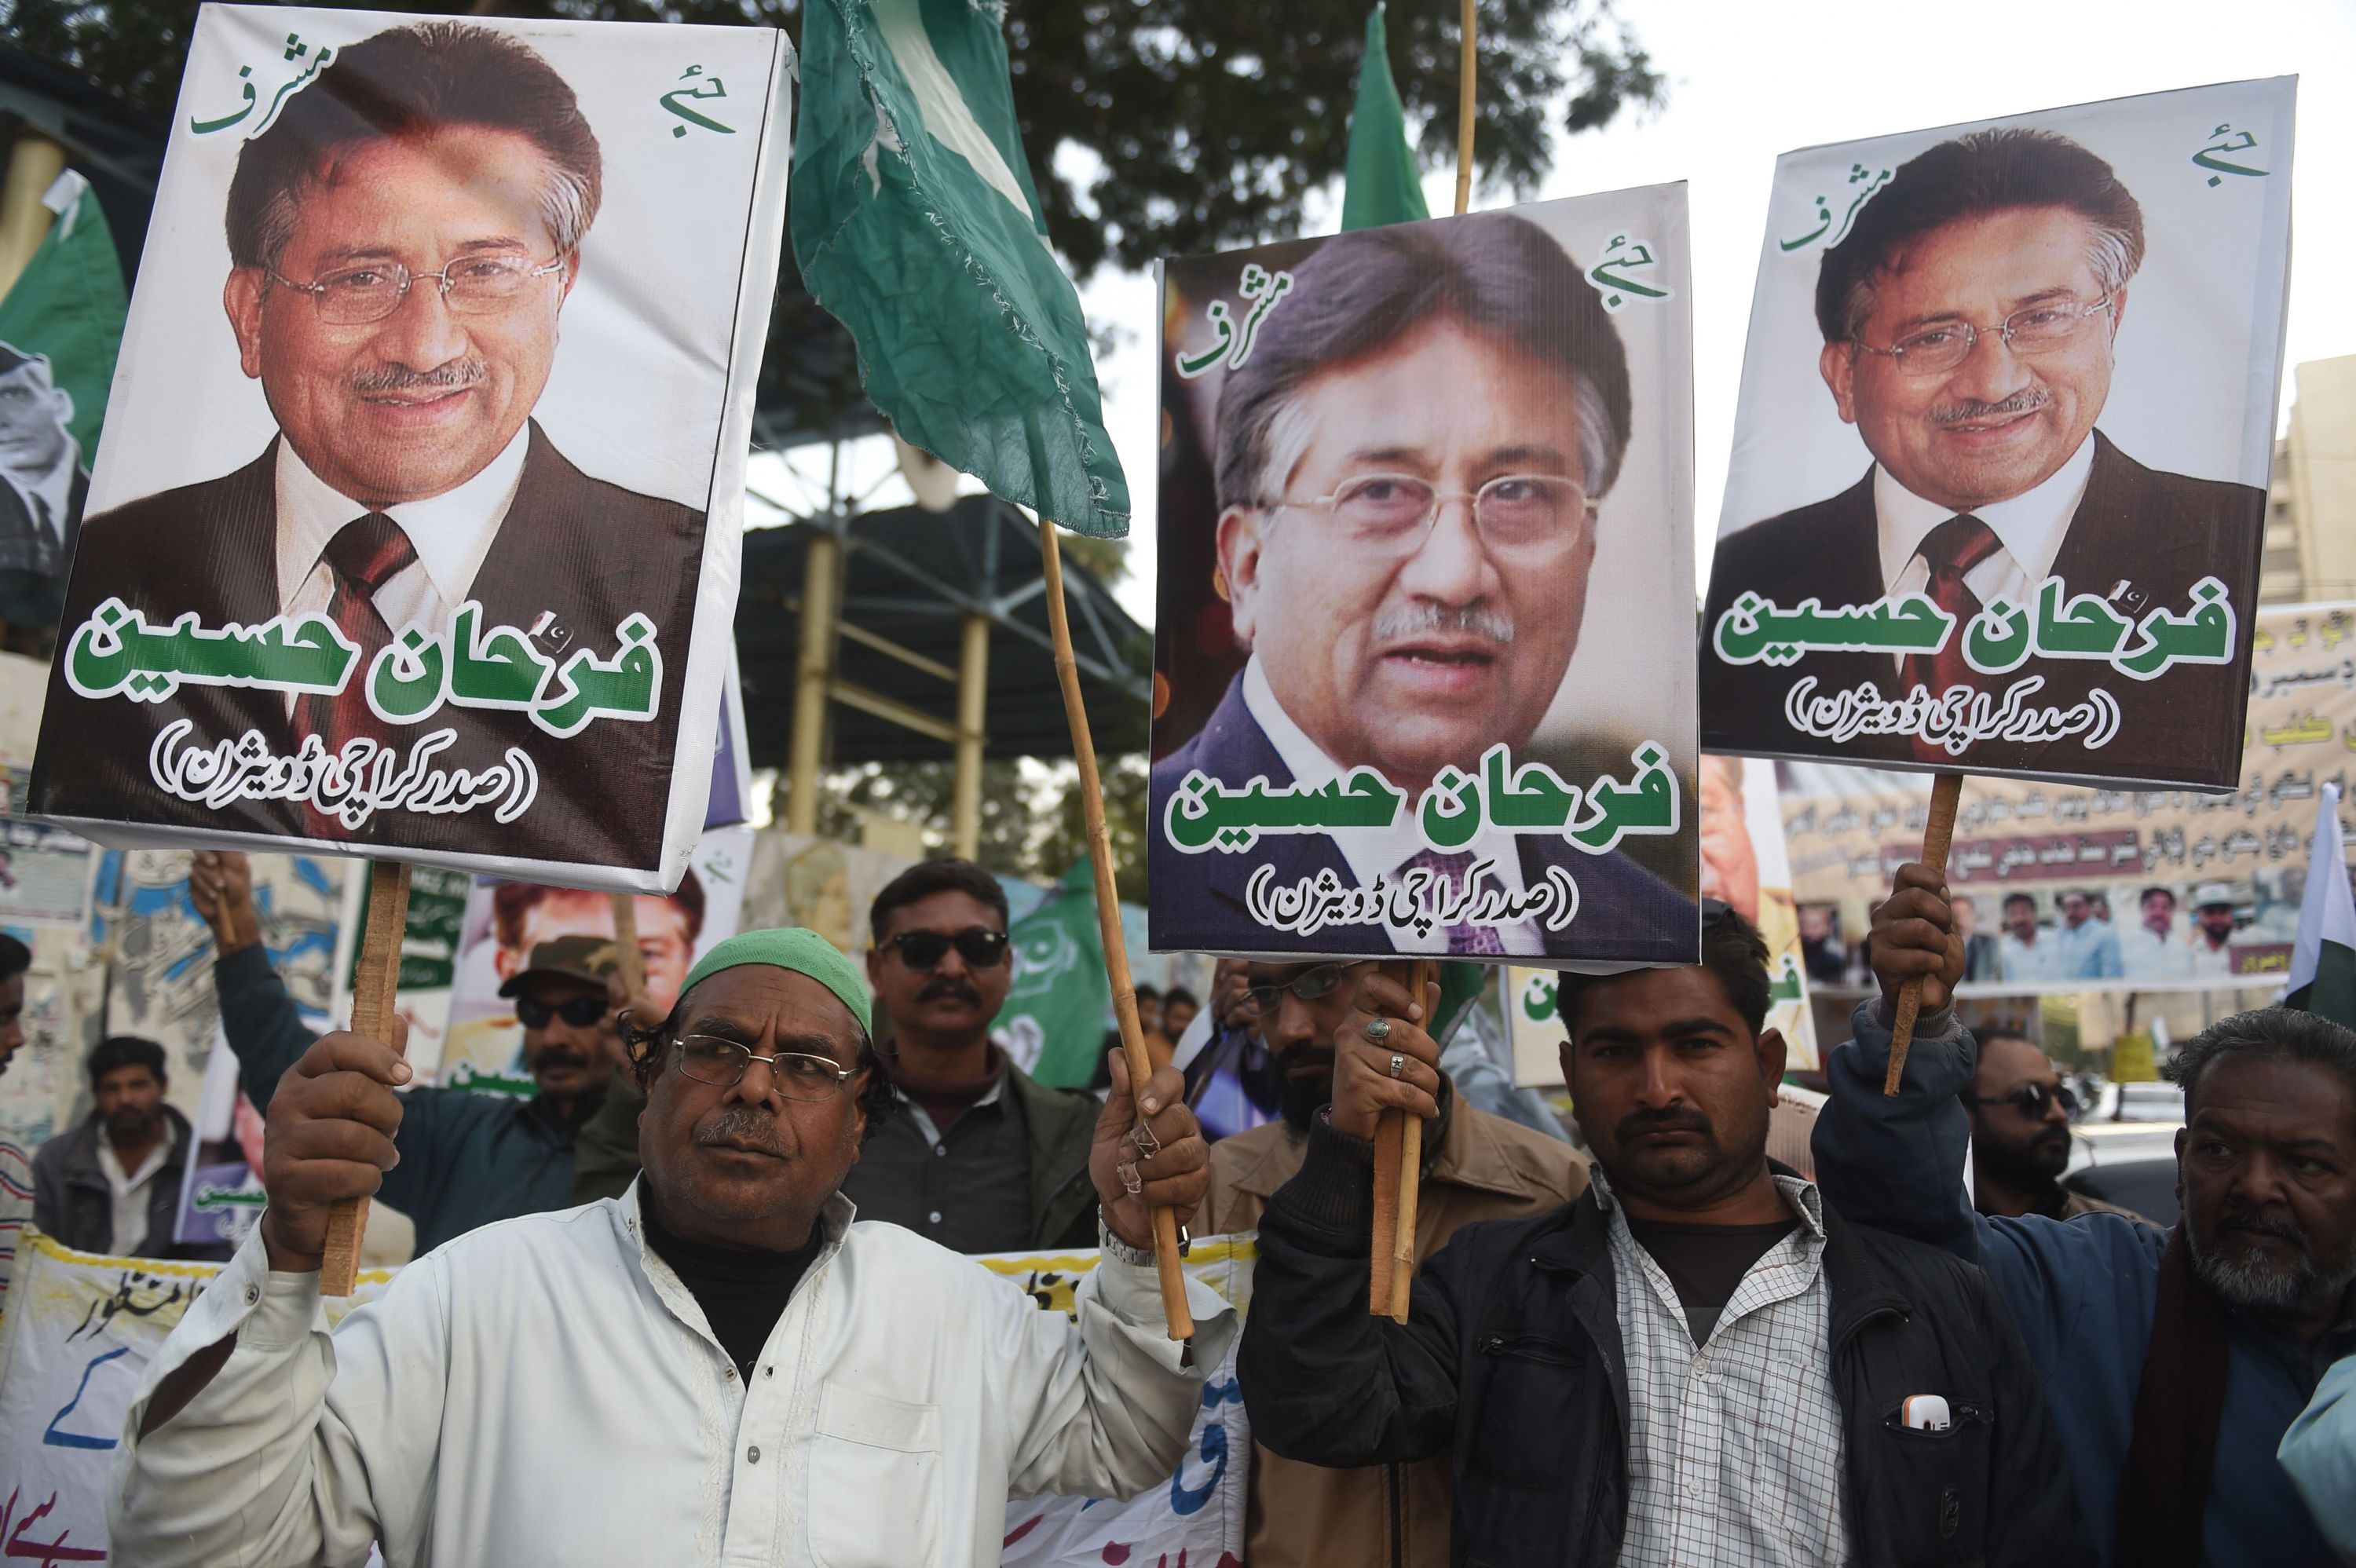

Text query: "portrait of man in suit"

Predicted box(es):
[1702, 128, 2266, 785]
[1150, 214, 1696, 961]
[32, 21, 704, 870]
[0, 346, 86, 638]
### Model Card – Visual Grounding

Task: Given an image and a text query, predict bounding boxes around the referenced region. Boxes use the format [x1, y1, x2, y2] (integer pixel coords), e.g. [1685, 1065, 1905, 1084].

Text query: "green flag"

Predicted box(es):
[0, 171, 128, 460]
[995, 859, 1116, 1088]
[1341, 5, 1430, 232]
[791, 0, 1129, 537]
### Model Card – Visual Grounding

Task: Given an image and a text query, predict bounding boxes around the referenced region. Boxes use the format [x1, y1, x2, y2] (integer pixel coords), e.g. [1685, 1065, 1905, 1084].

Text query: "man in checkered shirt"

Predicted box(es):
[1235, 903, 2088, 1566]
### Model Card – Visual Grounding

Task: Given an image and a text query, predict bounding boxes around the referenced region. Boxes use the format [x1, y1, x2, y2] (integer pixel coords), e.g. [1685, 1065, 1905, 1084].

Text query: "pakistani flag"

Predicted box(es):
[994, 859, 1115, 1088]
[0, 170, 127, 462]
[2285, 781, 2356, 1028]
[1341, 5, 1431, 232]
[792, 0, 1129, 536]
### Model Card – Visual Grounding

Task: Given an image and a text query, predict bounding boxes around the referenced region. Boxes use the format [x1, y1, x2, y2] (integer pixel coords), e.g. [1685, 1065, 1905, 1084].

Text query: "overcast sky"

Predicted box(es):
[1074, 0, 2356, 630]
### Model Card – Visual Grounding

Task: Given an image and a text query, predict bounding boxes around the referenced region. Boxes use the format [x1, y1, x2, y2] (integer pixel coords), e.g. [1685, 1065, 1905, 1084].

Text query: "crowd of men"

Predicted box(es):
[0, 850, 2351, 1563]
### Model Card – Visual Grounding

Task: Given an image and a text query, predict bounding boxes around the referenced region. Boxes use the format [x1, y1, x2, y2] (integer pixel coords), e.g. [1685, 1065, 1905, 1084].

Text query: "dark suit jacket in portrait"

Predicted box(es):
[1150, 674, 1697, 962]
[30, 422, 702, 872]
[1700, 432, 2264, 786]
[0, 462, 86, 630]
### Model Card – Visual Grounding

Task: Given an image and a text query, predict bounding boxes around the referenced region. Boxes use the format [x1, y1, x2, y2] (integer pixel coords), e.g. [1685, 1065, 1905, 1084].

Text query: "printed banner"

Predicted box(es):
[1700, 79, 2296, 789]
[0, 820, 93, 927]
[0, 1230, 1251, 1566]
[1783, 601, 2356, 994]
[27, 6, 795, 891]
[1509, 754, 1820, 1082]
[1150, 187, 1701, 963]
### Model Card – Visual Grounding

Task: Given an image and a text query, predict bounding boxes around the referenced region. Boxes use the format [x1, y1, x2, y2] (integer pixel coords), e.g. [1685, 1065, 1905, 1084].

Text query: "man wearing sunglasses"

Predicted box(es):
[848, 860, 1109, 1253]
[111, 925, 1235, 1566]
[192, 849, 619, 1254]
[1201, 958, 1582, 1568]
[1702, 128, 2265, 781]
[35, 20, 703, 864]
[1965, 1029, 2144, 1224]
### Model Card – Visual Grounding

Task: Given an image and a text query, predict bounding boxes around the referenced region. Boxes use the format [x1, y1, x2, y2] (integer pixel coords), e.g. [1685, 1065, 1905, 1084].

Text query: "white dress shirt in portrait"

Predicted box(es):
[273, 426, 529, 639]
[1241, 655, 1543, 956]
[1873, 435, 2097, 677]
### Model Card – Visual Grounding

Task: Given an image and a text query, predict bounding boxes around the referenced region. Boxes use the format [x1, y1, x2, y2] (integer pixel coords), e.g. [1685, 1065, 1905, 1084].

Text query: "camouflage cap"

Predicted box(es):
[497, 933, 622, 997]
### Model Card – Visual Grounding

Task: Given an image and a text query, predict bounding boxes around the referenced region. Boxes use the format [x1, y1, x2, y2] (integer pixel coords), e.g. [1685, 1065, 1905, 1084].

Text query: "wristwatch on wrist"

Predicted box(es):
[1098, 1208, 1190, 1263]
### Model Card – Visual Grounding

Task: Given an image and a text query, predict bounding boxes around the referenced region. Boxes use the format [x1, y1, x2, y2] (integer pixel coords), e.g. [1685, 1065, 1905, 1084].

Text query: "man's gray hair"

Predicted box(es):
[225, 21, 602, 272]
[1213, 214, 1633, 514]
[1815, 128, 2145, 348]
[2164, 1006, 2356, 1119]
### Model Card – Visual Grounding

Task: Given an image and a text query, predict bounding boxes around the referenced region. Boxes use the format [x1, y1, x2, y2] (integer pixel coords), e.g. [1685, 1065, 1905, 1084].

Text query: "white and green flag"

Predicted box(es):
[791, 0, 1128, 536]
[2285, 781, 2356, 1028]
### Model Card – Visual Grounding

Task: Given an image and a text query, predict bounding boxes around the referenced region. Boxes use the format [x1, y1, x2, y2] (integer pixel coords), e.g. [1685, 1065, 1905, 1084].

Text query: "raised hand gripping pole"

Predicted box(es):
[1883, 772, 1964, 1098]
[1037, 518, 1193, 1340]
[320, 860, 412, 1296]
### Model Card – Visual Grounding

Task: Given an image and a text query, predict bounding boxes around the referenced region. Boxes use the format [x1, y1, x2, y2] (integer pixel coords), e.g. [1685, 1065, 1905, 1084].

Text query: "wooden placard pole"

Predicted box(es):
[1882, 772, 1964, 1097]
[609, 891, 649, 1006]
[320, 859, 412, 1296]
[1037, 517, 1193, 1340]
[1373, 0, 1480, 1324]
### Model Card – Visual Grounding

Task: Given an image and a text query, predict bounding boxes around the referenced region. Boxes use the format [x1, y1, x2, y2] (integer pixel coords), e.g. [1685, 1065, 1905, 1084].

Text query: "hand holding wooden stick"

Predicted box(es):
[1881, 773, 1964, 1096]
[320, 860, 412, 1296]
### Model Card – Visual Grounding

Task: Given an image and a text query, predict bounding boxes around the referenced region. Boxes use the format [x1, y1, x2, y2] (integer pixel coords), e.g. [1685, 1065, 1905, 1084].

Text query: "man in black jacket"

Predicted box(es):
[1236, 902, 2088, 1566]
[31, 1036, 228, 1261]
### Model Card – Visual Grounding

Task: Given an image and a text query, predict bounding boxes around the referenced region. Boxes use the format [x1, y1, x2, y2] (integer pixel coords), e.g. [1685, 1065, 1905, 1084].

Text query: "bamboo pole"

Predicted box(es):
[609, 891, 648, 1003]
[1454, 0, 1476, 216]
[1038, 517, 1192, 1340]
[1883, 772, 1964, 1097]
[320, 861, 412, 1296]
[1388, 960, 1438, 1322]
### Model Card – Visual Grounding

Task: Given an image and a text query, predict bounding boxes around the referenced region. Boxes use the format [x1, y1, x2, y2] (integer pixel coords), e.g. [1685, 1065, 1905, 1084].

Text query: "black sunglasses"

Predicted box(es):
[885, 927, 1009, 970]
[515, 994, 609, 1029]
[1969, 1082, 2079, 1119]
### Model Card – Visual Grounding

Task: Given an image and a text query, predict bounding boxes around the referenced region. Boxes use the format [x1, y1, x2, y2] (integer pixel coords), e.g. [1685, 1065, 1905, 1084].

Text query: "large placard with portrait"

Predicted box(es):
[1150, 186, 1700, 964]
[27, 5, 792, 891]
[1701, 79, 2295, 790]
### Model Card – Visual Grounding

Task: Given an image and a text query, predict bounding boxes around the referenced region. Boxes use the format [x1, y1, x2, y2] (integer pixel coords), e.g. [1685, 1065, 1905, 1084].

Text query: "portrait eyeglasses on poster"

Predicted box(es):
[1700, 79, 2295, 793]
[27, 5, 793, 892]
[1148, 186, 1701, 965]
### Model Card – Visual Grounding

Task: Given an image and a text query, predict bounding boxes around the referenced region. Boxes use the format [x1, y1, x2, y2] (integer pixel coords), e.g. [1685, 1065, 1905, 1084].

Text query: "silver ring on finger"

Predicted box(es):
[1388, 1051, 1407, 1079]
[1132, 1120, 1161, 1157]
[1119, 1160, 1143, 1197]
[1365, 1015, 1392, 1044]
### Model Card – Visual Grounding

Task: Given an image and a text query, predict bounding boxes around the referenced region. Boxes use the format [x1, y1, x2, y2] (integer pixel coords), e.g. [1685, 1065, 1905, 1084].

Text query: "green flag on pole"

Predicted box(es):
[791, 0, 1129, 537]
[2285, 781, 2356, 1029]
[1341, 4, 1431, 232]
[996, 859, 1117, 1087]
[0, 170, 127, 461]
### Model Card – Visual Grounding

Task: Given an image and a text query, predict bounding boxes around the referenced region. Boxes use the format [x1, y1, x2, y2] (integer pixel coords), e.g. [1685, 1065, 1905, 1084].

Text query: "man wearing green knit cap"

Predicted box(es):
[111, 924, 1232, 1568]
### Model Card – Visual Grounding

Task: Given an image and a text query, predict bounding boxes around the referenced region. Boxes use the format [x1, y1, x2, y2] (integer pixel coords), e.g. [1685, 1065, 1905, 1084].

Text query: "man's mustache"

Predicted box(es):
[2219, 1209, 2310, 1254]
[697, 1102, 789, 1156]
[530, 1048, 591, 1073]
[1615, 1106, 1714, 1144]
[1930, 388, 2051, 428]
[919, 976, 982, 1005]
[1371, 601, 1516, 646]
[352, 359, 488, 396]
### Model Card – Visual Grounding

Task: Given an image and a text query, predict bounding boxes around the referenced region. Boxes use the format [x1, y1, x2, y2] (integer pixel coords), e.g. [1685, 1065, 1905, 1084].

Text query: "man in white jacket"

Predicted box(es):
[109, 926, 1232, 1567]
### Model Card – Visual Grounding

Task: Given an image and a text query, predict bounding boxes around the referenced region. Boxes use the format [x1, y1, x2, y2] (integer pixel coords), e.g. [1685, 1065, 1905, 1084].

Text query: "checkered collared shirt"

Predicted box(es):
[1593, 1167, 1850, 1566]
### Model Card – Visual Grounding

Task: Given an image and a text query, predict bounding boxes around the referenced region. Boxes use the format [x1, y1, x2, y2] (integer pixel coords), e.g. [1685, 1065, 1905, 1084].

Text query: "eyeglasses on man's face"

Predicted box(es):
[1243, 962, 1359, 1018]
[1852, 295, 2114, 377]
[1969, 1081, 2079, 1120]
[671, 1035, 862, 1102]
[884, 927, 1009, 970]
[269, 253, 568, 327]
[1258, 473, 1592, 555]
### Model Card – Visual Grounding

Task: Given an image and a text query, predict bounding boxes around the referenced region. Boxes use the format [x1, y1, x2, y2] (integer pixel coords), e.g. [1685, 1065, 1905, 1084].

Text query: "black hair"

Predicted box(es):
[868, 858, 1010, 945]
[1215, 212, 1633, 510]
[1556, 906, 1772, 1043]
[2164, 1007, 2356, 1124]
[1134, 983, 1162, 1003]
[227, 21, 602, 270]
[2140, 886, 2177, 906]
[1162, 987, 1200, 1014]
[2003, 892, 2037, 911]
[1815, 128, 2145, 346]
[0, 933, 28, 983]
[89, 1035, 166, 1087]
[622, 995, 896, 1143]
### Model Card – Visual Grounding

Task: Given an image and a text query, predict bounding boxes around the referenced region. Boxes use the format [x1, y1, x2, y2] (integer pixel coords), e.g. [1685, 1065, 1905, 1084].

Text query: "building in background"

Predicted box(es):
[2263, 353, 2356, 603]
